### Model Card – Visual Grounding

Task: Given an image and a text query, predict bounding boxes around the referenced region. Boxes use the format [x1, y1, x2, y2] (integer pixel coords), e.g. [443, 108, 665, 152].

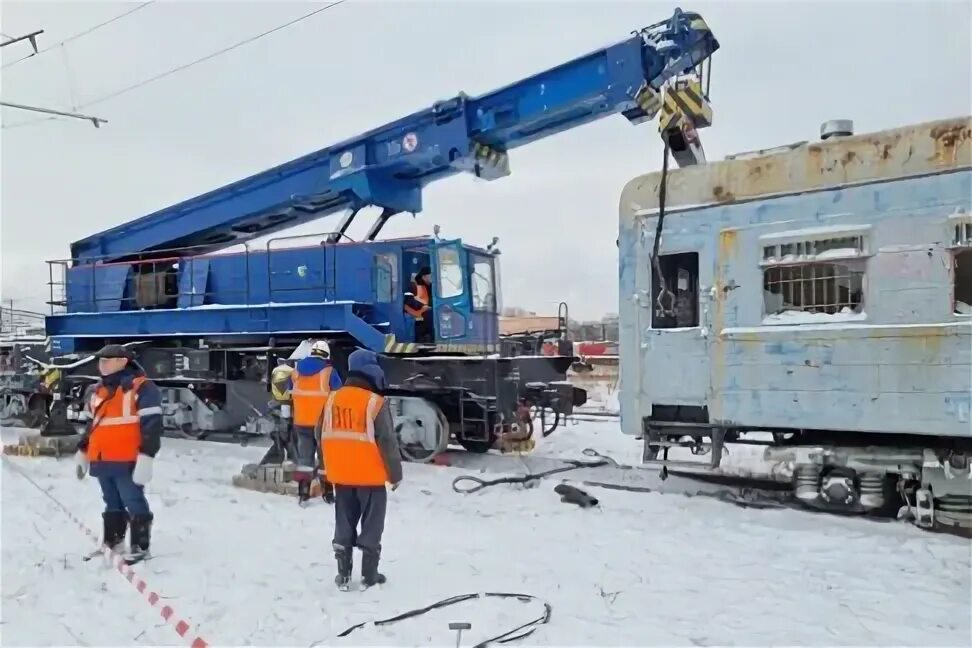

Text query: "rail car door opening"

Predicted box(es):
[431, 239, 473, 343]
[644, 246, 709, 431]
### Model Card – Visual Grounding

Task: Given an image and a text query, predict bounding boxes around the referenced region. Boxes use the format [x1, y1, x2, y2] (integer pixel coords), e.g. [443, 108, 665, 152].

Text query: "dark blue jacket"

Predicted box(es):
[287, 355, 343, 391]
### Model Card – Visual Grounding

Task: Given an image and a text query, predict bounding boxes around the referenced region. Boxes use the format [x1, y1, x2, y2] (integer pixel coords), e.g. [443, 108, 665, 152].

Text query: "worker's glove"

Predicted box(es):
[132, 454, 154, 486]
[75, 451, 89, 480]
[389, 481, 401, 492]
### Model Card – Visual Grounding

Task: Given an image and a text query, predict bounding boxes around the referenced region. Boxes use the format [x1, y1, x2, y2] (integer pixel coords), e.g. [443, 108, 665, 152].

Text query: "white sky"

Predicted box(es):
[1, 0, 970, 322]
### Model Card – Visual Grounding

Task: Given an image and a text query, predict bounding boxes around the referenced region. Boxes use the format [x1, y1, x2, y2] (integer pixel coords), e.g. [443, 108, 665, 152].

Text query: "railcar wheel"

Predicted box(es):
[392, 396, 449, 463]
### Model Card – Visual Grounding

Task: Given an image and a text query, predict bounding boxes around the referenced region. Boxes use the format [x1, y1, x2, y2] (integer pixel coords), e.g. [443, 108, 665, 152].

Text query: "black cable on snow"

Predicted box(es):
[451, 457, 611, 494]
[333, 592, 552, 647]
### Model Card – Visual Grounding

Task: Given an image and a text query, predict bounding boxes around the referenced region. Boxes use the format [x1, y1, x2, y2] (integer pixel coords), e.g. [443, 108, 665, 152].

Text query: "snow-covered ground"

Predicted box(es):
[2, 421, 970, 647]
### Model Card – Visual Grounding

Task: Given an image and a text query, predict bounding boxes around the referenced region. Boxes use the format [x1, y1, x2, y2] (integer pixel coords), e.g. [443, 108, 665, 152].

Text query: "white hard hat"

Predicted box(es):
[310, 340, 331, 357]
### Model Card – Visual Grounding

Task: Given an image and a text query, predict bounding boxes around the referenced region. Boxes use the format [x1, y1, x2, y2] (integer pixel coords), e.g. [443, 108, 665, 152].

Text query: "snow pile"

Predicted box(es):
[763, 307, 867, 325]
[2, 425, 970, 647]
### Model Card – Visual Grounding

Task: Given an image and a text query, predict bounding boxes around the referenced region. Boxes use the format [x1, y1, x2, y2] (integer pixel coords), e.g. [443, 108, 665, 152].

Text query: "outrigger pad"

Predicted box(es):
[2, 433, 82, 458]
[232, 462, 326, 498]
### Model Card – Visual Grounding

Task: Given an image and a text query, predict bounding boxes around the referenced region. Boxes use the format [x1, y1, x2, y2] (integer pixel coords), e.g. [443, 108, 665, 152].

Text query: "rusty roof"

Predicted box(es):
[620, 116, 972, 222]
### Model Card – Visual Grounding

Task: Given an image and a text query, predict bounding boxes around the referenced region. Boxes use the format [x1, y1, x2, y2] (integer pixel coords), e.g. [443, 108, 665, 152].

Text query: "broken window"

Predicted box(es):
[954, 250, 972, 315]
[763, 261, 865, 318]
[651, 252, 699, 329]
[951, 215, 972, 315]
[761, 231, 867, 322]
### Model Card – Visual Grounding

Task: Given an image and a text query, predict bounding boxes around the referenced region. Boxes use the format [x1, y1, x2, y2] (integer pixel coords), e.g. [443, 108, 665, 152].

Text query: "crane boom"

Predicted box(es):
[70, 8, 717, 264]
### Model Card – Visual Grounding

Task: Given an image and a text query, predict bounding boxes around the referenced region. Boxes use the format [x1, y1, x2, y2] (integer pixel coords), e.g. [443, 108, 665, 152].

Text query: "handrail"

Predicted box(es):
[264, 230, 354, 305]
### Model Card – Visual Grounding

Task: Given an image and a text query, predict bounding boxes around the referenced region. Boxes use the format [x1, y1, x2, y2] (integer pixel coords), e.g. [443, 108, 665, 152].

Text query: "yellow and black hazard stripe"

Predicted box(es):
[383, 335, 417, 354]
[689, 16, 711, 35]
[634, 84, 662, 120]
[471, 141, 510, 177]
[659, 78, 712, 134]
[429, 342, 499, 354]
[382, 334, 499, 356]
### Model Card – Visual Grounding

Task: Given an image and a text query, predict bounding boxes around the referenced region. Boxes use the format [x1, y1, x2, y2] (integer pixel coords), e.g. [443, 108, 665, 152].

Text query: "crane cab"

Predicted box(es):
[374, 236, 501, 353]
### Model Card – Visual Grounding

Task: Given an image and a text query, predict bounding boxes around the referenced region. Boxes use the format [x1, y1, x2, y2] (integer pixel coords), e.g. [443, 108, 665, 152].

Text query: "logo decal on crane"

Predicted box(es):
[402, 132, 418, 153]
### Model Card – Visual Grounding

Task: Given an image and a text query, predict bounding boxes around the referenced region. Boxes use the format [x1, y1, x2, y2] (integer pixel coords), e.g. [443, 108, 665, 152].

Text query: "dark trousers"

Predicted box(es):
[92, 462, 151, 516]
[414, 315, 434, 343]
[333, 485, 387, 552]
[294, 425, 318, 469]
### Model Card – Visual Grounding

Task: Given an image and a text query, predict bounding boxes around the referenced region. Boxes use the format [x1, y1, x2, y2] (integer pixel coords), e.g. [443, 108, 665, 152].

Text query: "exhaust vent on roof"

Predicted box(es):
[820, 119, 854, 140]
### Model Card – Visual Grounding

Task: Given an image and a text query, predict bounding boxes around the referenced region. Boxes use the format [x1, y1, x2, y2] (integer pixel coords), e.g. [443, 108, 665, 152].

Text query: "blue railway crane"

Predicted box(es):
[40, 9, 719, 460]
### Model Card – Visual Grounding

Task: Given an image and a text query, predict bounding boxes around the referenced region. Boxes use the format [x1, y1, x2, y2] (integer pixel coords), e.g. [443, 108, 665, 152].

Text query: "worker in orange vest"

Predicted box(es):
[317, 348, 402, 590]
[404, 266, 433, 343]
[74, 344, 163, 565]
[289, 340, 342, 505]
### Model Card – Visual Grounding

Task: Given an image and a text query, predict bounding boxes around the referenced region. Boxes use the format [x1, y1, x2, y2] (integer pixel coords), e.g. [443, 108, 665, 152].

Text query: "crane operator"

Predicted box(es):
[404, 266, 434, 343]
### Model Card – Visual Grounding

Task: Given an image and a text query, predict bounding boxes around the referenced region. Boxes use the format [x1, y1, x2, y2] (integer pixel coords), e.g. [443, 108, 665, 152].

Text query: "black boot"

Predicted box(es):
[333, 543, 353, 590]
[127, 513, 153, 563]
[102, 511, 128, 551]
[360, 547, 386, 588]
[297, 480, 310, 506]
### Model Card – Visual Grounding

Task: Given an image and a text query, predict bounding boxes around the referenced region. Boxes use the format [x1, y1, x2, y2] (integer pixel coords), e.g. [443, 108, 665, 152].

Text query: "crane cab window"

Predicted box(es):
[374, 252, 398, 303]
[436, 246, 465, 299]
[471, 255, 496, 312]
[650, 252, 699, 329]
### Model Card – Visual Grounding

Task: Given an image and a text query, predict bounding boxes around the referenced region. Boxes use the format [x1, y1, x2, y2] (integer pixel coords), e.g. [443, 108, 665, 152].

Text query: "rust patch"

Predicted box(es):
[712, 184, 735, 202]
[718, 228, 739, 259]
[842, 150, 857, 165]
[930, 123, 972, 164]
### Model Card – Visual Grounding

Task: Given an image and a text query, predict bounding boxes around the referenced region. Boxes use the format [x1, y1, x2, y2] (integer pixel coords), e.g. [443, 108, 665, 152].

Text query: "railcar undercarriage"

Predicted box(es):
[641, 412, 972, 537]
[24, 339, 585, 462]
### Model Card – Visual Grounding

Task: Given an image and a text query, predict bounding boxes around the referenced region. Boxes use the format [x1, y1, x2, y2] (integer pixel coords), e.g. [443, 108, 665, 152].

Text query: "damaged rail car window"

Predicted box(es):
[952, 219, 972, 315]
[651, 252, 699, 328]
[761, 233, 866, 321]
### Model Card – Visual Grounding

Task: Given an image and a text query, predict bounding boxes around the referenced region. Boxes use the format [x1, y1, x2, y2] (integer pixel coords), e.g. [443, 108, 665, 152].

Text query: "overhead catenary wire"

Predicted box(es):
[1, 2, 156, 70]
[1, 0, 350, 130]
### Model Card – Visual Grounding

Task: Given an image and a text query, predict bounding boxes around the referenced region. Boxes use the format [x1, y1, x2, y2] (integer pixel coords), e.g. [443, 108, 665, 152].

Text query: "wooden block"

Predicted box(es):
[231, 474, 298, 497]
[24, 434, 82, 455]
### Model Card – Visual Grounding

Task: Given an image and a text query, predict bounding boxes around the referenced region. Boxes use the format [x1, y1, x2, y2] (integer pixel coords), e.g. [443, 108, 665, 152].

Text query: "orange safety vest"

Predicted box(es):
[319, 386, 388, 486]
[291, 366, 334, 427]
[404, 282, 430, 320]
[86, 376, 146, 463]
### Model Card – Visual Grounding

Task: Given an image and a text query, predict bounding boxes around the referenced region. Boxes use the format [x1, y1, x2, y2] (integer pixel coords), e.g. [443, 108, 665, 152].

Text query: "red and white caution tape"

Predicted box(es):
[2, 456, 210, 648]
